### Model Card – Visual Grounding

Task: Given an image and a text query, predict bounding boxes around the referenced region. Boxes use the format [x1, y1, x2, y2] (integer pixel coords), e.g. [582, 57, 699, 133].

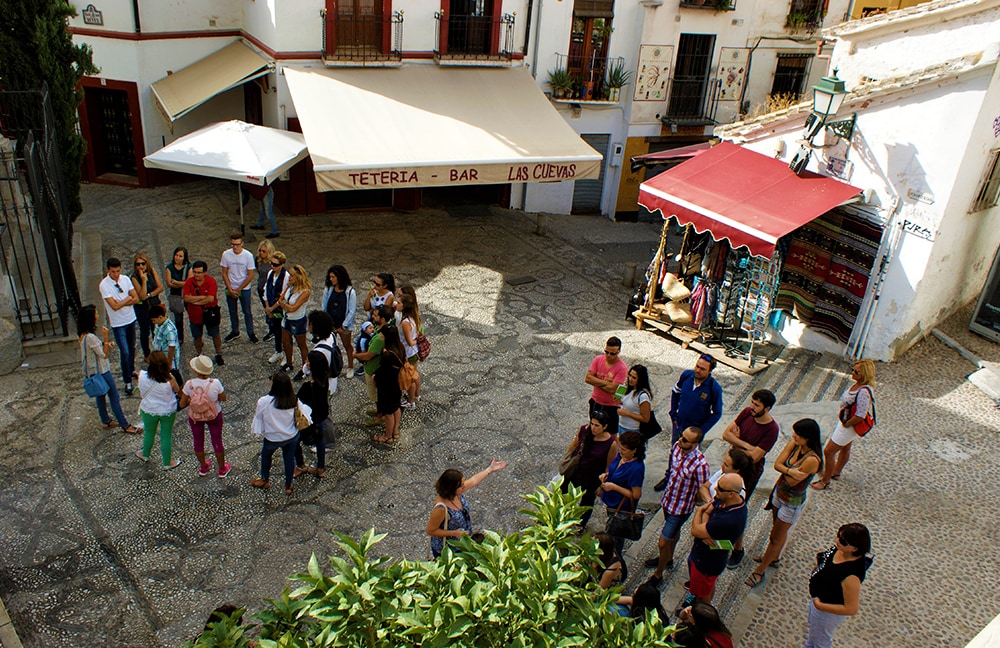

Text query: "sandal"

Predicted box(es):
[372, 435, 391, 444]
[810, 480, 831, 490]
[314, 468, 325, 479]
[293, 466, 306, 478]
[122, 425, 139, 434]
[284, 485, 293, 495]
[251, 478, 270, 489]
[745, 572, 766, 588]
[752, 556, 780, 568]
[102, 421, 119, 430]
[831, 473, 842, 481]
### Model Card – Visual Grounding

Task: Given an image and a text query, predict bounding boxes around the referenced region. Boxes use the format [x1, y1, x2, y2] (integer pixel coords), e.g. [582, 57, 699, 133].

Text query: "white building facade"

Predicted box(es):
[70, 0, 858, 217]
[713, 0, 1000, 360]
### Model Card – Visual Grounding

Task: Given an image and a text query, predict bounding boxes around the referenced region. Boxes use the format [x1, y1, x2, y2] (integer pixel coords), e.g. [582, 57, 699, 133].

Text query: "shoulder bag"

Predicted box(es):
[605, 495, 645, 541]
[294, 403, 311, 431]
[82, 338, 110, 397]
[416, 330, 431, 361]
[397, 353, 418, 391]
[839, 386, 876, 436]
[638, 392, 662, 439]
[557, 427, 585, 479]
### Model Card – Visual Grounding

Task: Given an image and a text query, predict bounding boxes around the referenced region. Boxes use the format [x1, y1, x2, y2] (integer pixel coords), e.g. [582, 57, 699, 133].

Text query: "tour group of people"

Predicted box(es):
[82, 235, 874, 647]
[82, 232, 427, 493]
[552, 336, 877, 648]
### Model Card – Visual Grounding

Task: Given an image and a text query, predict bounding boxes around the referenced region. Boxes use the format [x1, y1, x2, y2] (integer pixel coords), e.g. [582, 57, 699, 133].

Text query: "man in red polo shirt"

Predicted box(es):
[585, 336, 628, 431]
[183, 261, 224, 366]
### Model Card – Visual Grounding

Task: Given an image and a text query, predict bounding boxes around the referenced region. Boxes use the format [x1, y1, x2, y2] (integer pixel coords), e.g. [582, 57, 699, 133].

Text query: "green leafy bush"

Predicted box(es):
[186, 480, 678, 647]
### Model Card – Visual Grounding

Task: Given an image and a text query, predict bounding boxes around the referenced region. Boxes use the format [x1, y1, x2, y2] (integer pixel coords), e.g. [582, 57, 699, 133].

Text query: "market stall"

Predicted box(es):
[632, 142, 869, 371]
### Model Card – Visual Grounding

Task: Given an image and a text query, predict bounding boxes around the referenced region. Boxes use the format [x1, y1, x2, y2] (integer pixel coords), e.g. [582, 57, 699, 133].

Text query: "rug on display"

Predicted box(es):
[775, 211, 882, 343]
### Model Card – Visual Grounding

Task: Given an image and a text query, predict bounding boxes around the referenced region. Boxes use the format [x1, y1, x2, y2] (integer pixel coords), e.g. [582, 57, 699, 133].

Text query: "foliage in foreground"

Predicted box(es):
[186, 480, 677, 647]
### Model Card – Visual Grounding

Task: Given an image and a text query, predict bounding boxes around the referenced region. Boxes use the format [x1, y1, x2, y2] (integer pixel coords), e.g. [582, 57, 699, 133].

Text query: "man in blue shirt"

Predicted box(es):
[655, 354, 723, 491]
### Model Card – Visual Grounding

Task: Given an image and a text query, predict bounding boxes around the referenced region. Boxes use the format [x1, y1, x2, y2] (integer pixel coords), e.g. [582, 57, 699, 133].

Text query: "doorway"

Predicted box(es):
[79, 78, 146, 186]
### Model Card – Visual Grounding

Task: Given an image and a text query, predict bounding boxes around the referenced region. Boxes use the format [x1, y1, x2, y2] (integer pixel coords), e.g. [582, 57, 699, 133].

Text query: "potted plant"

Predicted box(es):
[547, 68, 573, 99]
[605, 60, 631, 102]
[714, 0, 733, 10]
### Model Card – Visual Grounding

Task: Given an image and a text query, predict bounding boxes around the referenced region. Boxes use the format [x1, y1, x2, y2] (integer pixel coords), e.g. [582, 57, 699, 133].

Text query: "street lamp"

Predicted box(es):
[790, 69, 857, 174]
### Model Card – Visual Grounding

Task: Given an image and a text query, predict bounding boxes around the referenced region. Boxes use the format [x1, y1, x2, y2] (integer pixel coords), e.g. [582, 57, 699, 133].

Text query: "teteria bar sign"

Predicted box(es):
[317, 160, 599, 191]
[82, 4, 103, 25]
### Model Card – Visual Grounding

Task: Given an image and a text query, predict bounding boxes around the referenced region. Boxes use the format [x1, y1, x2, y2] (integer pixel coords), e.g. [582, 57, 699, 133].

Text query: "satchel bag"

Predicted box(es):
[558, 444, 581, 480]
[398, 355, 418, 391]
[638, 409, 662, 439]
[168, 294, 185, 315]
[82, 340, 110, 397]
[202, 305, 222, 328]
[605, 496, 645, 541]
[294, 404, 311, 431]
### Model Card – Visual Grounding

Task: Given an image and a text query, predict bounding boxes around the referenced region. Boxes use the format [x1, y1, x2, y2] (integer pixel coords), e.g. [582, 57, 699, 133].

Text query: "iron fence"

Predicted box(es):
[321, 10, 404, 63]
[0, 85, 80, 339]
[664, 74, 721, 123]
[434, 12, 515, 61]
[552, 53, 626, 101]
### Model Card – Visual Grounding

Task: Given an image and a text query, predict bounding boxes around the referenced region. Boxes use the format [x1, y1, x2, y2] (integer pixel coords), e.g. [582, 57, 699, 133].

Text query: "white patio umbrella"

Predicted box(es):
[143, 120, 308, 235]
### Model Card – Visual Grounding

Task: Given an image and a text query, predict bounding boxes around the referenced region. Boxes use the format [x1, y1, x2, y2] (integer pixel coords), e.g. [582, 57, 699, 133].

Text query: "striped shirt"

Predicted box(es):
[661, 443, 710, 515]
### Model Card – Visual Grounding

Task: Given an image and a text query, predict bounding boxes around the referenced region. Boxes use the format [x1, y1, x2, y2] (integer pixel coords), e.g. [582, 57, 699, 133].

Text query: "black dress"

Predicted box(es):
[375, 351, 403, 415]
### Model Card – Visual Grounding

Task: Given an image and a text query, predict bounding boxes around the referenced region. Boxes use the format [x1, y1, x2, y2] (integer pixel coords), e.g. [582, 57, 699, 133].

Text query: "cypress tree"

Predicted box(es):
[0, 0, 98, 220]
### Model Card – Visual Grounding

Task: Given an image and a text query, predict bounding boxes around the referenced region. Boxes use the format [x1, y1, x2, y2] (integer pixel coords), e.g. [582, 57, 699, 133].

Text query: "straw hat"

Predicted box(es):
[189, 355, 214, 375]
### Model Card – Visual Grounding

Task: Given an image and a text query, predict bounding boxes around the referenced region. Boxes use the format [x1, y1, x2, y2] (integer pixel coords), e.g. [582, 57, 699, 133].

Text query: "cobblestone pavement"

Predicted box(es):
[0, 179, 997, 646]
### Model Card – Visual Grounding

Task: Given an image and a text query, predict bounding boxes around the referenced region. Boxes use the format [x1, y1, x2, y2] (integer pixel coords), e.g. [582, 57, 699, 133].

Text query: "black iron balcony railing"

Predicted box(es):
[663, 74, 721, 124]
[552, 53, 626, 101]
[321, 10, 403, 63]
[679, 0, 736, 10]
[434, 12, 515, 61]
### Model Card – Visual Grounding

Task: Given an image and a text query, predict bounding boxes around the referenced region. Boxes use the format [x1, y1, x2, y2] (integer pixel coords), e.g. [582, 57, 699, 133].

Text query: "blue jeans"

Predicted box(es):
[803, 598, 846, 648]
[111, 322, 136, 386]
[226, 288, 255, 337]
[255, 187, 278, 234]
[261, 433, 299, 487]
[94, 370, 129, 427]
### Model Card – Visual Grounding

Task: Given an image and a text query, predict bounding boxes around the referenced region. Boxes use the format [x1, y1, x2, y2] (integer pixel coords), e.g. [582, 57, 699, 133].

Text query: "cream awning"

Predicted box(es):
[283, 65, 603, 191]
[151, 41, 270, 125]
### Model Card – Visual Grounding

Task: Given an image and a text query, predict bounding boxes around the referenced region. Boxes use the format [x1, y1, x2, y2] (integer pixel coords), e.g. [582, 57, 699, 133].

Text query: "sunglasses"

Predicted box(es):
[135, 261, 146, 267]
[271, 261, 282, 267]
[604, 350, 619, 356]
[114, 283, 123, 293]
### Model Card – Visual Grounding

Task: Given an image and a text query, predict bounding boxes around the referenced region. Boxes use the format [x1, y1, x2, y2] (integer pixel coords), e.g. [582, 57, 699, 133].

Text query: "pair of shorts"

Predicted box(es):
[770, 489, 807, 524]
[829, 422, 860, 446]
[660, 510, 692, 541]
[283, 316, 307, 336]
[189, 322, 220, 340]
[687, 557, 720, 600]
[365, 372, 377, 403]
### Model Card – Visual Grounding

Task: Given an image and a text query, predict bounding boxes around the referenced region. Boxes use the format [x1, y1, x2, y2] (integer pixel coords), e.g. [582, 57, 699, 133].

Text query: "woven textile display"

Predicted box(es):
[775, 211, 882, 343]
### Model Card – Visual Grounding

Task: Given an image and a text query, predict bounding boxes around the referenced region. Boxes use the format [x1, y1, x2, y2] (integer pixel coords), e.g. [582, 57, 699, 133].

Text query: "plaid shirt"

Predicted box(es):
[661, 443, 710, 515]
[152, 319, 180, 370]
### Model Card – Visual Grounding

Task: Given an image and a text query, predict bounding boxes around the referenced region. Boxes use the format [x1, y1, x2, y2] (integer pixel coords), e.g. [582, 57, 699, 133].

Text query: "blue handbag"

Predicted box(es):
[82, 338, 110, 397]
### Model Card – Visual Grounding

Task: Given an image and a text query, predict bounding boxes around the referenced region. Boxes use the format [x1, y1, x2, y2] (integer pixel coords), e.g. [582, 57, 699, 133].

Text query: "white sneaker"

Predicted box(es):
[268, 351, 284, 364]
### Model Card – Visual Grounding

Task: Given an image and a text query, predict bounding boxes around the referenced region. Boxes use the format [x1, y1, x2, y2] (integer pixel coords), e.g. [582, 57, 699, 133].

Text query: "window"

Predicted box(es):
[770, 53, 811, 99]
[786, 0, 825, 28]
[667, 33, 715, 119]
[972, 151, 1000, 212]
[566, 0, 613, 99]
[324, 0, 403, 62]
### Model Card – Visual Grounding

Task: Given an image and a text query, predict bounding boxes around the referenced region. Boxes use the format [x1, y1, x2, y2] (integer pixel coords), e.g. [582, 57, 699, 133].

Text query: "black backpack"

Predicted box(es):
[315, 342, 343, 377]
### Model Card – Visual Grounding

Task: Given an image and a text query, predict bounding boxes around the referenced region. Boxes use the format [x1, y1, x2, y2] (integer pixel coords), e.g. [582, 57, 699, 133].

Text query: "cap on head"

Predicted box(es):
[189, 354, 214, 375]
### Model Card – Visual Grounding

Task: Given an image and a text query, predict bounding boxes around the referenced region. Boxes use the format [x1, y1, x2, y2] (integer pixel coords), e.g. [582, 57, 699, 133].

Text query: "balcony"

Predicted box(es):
[679, 0, 736, 10]
[434, 12, 515, 65]
[549, 54, 627, 103]
[662, 74, 721, 126]
[785, 0, 825, 30]
[321, 10, 403, 66]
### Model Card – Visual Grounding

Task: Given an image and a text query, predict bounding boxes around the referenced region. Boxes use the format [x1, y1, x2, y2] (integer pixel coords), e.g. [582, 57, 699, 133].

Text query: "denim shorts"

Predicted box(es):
[283, 316, 307, 336]
[660, 510, 692, 541]
[771, 489, 807, 524]
[189, 322, 220, 339]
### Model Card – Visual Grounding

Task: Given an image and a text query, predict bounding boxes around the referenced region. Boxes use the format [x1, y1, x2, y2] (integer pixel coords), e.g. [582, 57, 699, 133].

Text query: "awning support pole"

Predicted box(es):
[637, 221, 669, 329]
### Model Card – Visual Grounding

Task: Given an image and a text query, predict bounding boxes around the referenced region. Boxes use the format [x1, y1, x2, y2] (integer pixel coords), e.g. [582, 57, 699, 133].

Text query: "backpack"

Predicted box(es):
[315, 342, 344, 377]
[189, 379, 220, 422]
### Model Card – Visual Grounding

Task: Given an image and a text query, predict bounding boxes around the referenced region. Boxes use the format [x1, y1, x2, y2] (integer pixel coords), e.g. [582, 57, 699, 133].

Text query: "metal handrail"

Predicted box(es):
[434, 11, 515, 60]
[321, 9, 404, 62]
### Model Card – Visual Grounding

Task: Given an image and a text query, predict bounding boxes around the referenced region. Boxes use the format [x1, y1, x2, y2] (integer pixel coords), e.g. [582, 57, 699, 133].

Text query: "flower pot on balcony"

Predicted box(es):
[608, 87, 621, 102]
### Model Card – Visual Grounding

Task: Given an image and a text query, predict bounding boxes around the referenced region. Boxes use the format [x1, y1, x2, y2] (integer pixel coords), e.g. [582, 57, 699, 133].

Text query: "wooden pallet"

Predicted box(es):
[633, 310, 772, 375]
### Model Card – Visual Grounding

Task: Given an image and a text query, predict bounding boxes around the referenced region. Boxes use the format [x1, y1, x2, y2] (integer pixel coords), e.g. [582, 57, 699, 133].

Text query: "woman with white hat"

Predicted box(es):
[179, 355, 230, 478]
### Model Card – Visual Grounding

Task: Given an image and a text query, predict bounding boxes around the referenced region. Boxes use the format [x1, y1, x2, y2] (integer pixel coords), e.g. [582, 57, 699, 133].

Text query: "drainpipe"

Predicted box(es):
[530, 0, 543, 79]
[131, 0, 141, 32]
[523, 0, 534, 61]
[848, 195, 902, 359]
